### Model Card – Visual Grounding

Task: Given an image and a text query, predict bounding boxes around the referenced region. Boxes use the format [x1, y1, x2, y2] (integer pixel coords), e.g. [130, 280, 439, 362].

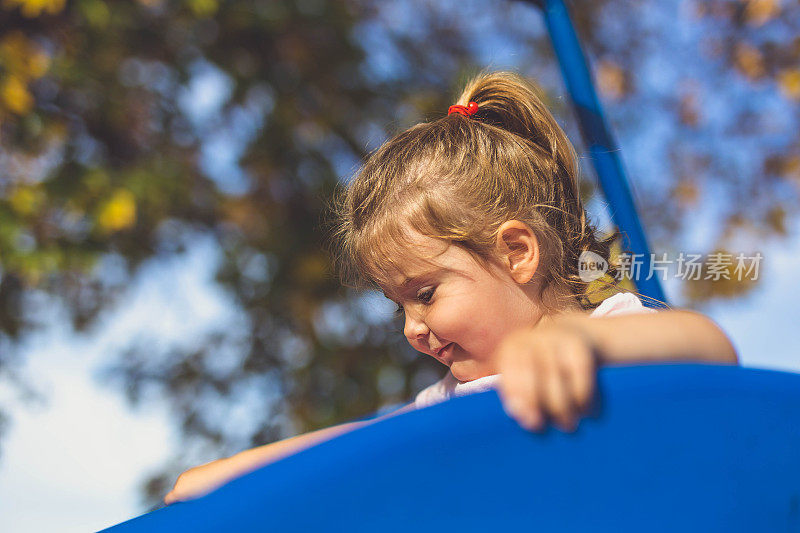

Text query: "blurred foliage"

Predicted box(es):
[0, 0, 798, 507]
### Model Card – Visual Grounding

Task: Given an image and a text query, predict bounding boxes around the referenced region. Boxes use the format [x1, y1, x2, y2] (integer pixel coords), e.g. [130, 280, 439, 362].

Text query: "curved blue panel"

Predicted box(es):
[102, 365, 800, 532]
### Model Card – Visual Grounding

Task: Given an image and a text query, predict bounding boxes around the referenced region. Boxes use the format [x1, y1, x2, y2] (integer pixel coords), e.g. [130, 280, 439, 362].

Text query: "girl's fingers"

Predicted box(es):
[496, 329, 597, 433]
[541, 349, 576, 432]
[563, 343, 596, 416]
[499, 348, 544, 431]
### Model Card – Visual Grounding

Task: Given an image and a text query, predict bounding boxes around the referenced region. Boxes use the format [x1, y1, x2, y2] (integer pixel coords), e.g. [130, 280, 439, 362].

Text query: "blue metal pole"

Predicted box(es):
[522, 0, 668, 305]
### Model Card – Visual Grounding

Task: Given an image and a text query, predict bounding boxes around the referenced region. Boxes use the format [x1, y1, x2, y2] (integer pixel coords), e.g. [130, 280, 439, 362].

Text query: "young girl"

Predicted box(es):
[164, 70, 738, 505]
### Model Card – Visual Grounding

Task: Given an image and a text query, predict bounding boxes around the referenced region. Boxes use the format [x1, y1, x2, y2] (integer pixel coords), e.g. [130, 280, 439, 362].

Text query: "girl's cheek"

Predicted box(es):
[435, 307, 463, 334]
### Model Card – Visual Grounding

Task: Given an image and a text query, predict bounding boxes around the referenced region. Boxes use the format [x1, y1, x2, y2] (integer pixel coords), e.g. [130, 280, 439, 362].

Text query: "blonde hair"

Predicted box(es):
[331, 69, 625, 312]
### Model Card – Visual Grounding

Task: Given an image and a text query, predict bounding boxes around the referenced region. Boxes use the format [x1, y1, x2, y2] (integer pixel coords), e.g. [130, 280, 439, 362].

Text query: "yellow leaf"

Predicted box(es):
[80, 0, 111, 28]
[595, 60, 627, 100]
[0, 32, 51, 79]
[734, 42, 765, 80]
[1, 75, 34, 114]
[187, 0, 217, 16]
[765, 205, 786, 235]
[783, 156, 800, 186]
[97, 189, 137, 232]
[2, 0, 67, 17]
[672, 179, 700, 206]
[0, 33, 28, 72]
[82, 168, 110, 194]
[8, 186, 44, 215]
[777, 68, 800, 101]
[27, 49, 50, 78]
[293, 252, 330, 285]
[743, 0, 780, 28]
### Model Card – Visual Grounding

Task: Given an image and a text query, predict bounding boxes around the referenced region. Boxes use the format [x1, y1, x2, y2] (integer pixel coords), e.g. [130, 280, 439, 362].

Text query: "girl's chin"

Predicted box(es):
[449, 361, 492, 383]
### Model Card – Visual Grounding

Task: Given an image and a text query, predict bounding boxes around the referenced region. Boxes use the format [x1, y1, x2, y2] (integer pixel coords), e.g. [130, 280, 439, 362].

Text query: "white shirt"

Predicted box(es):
[413, 292, 657, 409]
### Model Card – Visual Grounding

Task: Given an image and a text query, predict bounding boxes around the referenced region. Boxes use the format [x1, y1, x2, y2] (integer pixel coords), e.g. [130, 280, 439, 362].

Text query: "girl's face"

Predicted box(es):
[380, 231, 544, 382]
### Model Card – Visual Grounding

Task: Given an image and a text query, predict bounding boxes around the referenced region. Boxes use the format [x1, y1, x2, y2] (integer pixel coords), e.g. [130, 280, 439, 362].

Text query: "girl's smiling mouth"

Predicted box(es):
[435, 343, 455, 364]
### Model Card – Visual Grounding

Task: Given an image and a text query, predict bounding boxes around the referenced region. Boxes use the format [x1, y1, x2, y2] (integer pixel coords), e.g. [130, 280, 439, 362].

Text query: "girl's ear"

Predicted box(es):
[495, 220, 540, 284]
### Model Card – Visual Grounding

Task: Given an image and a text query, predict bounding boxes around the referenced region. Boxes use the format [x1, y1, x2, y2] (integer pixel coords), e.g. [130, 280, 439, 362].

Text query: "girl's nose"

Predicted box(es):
[403, 310, 429, 344]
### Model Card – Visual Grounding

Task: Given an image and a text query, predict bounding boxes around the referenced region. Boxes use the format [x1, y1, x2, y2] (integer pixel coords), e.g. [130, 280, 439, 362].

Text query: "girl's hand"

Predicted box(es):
[494, 321, 598, 432]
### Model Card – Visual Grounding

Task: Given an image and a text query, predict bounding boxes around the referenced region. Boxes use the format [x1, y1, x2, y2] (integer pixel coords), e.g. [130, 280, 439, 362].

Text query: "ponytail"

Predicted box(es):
[335, 69, 635, 312]
[453, 70, 621, 309]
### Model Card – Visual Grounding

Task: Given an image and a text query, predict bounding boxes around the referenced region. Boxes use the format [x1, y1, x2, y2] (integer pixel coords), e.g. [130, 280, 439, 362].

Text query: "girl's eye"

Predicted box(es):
[392, 287, 435, 318]
[417, 287, 435, 303]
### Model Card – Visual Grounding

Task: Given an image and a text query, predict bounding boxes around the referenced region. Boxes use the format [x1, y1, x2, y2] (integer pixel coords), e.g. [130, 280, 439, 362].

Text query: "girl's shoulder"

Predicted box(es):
[589, 292, 658, 318]
[414, 371, 459, 409]
[414, 372, 501, 409]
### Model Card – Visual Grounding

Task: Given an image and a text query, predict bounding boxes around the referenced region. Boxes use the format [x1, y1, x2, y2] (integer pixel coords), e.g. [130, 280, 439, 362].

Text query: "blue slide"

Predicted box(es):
[102, 364, 800, 532]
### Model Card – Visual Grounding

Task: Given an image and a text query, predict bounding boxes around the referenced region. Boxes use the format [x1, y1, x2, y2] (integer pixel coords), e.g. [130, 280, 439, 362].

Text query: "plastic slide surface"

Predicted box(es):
[101, 364, 800, 532]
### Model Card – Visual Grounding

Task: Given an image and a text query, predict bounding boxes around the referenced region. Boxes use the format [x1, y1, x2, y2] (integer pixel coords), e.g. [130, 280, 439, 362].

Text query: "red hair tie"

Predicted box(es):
[448, 101, 479, 117]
